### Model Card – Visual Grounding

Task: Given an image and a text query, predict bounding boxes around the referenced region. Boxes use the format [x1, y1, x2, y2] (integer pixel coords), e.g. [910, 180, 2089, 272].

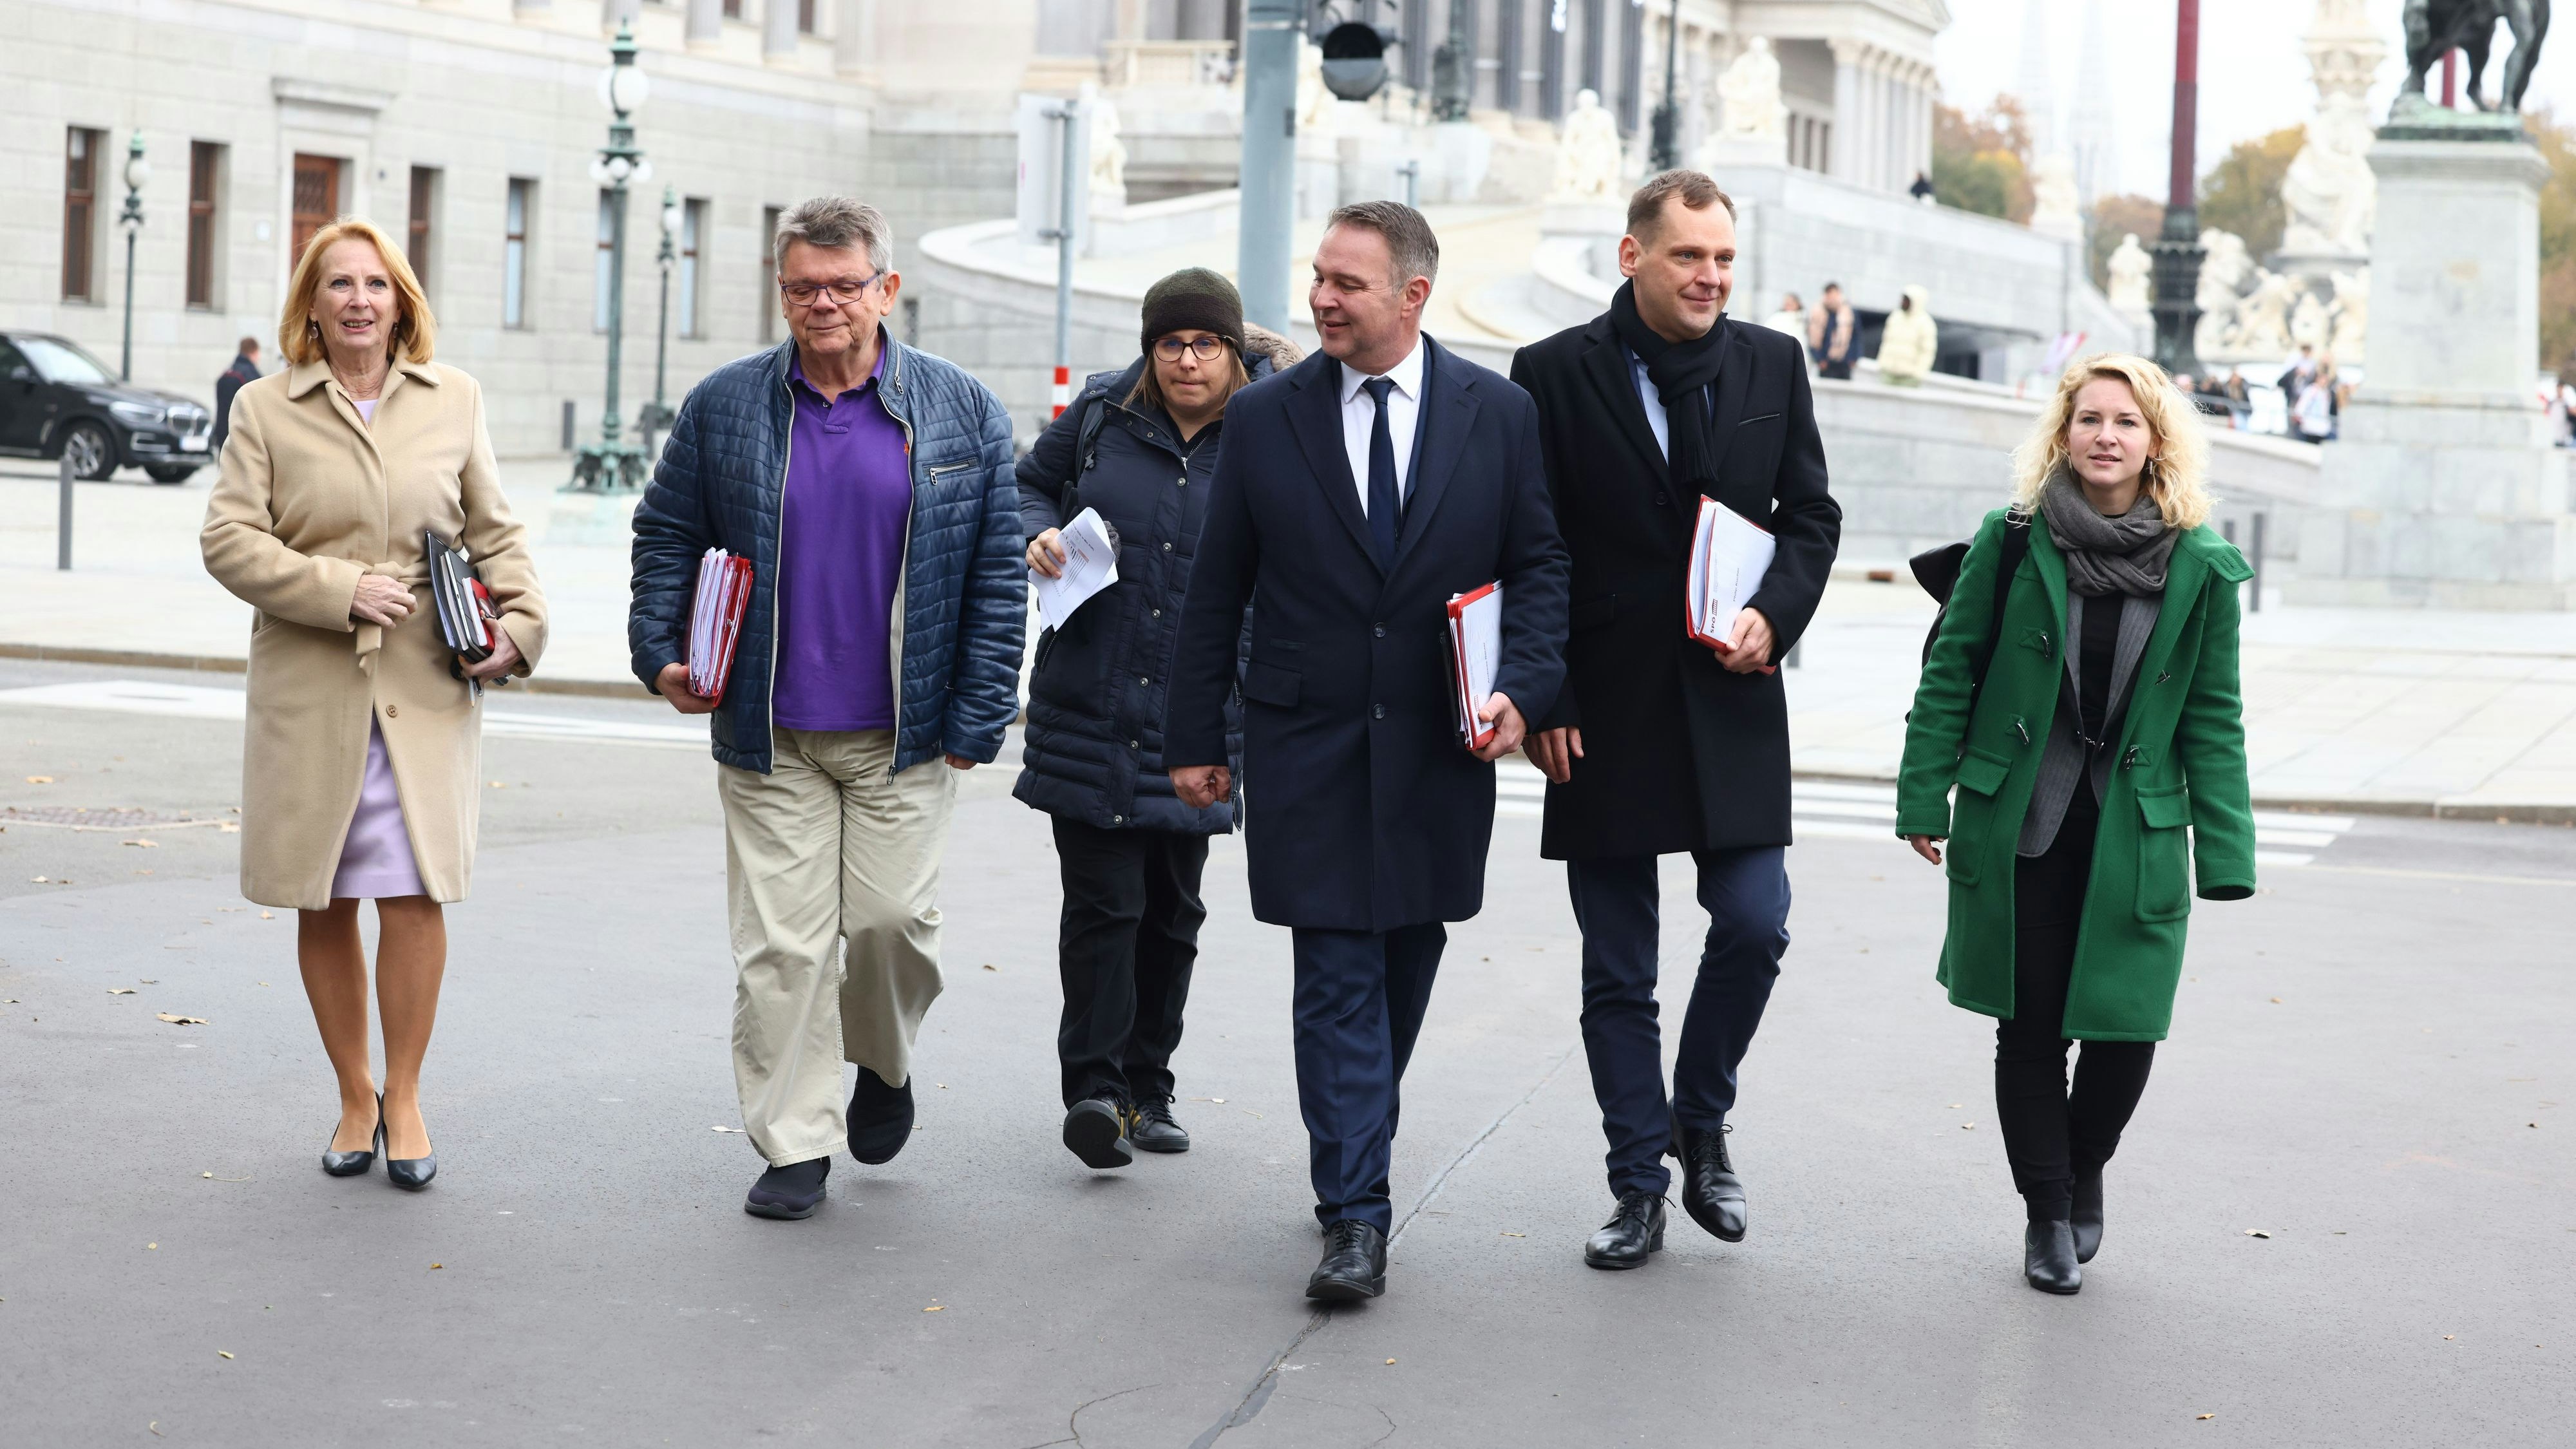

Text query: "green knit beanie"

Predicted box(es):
[1140, 268, 1245, 357]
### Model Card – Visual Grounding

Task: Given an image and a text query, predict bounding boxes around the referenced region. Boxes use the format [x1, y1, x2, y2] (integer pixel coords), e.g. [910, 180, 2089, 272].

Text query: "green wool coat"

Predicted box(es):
[1895, 507, 2258, 1041]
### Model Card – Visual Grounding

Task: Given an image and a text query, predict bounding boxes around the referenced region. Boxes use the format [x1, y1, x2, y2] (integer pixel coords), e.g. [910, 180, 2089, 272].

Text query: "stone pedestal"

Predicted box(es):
[2293, 137, 2576, 609]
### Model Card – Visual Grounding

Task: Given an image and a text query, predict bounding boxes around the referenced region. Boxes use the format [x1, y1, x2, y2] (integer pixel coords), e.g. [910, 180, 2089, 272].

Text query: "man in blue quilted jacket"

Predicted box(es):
[629, 196, 1025, 1222]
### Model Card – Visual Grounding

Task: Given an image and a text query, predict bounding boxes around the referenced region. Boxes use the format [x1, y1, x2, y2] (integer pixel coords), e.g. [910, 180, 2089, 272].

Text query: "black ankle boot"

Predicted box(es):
[2071, 1170, 2105, 1264]
[2024, 1218, 2082, 1294]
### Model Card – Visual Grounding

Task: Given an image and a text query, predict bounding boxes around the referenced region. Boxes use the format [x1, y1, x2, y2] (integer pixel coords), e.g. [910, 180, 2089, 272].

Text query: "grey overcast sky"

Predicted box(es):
[1932, 0, 2576, 200]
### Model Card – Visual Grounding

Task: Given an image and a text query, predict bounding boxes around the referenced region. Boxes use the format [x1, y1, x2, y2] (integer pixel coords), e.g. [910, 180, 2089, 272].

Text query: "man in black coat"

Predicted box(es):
[1166, 201, 1570, 1302]
[211, 337, 262, 455]
[1510, 170, 1841, 1271]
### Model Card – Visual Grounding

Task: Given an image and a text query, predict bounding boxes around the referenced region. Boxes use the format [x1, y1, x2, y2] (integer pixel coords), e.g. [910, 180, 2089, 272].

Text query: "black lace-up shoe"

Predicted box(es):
[1063, 1095, 1133, 1169]
[1128, 1096, 1190, 1153]
[1672, 1124, 1747, 1242]
[1582, 1191, 1669, 1270]
[1306, 1219, 1388, 1301]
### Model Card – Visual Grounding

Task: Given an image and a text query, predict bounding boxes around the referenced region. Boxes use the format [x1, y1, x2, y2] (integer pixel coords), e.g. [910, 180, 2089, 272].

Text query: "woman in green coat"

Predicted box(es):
[1897, 353, 2256, 1296]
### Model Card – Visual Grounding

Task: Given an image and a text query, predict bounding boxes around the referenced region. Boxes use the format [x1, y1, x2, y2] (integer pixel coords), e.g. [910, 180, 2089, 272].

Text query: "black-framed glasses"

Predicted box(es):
[779, 274, 882, 307]
[1152, 336, 1231, 363]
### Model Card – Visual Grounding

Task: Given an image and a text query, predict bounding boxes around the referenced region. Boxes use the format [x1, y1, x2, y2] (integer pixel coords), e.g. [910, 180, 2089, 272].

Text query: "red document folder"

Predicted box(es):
[1446, 581, 1503, 750]
[1684, 497, 1778, 676]
[686, 549, 754, 702]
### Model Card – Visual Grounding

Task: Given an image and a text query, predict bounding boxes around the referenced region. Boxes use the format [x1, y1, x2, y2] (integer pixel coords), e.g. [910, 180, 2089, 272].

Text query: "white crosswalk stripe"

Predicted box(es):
[1495, 763, 2358, 866]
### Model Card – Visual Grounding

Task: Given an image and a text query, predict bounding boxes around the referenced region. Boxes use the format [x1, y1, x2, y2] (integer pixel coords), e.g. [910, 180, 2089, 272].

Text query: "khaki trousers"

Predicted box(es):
[717, 728, 956, 1166]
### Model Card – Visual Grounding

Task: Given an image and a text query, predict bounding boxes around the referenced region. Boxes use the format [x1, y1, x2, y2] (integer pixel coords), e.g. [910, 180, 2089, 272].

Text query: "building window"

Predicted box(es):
[63, 127, 104, 301]
[678, 198, 706, 338]
[760, 204, 781, 343]
[187, 142, 223, 310]
[408, 167, 439, 301]
[595, 190, 618, 333]
[798, 0, 815, 33]
[290, 153, 342, 266]
[504, 178, 533, 329]
[722, 0, 741, 16]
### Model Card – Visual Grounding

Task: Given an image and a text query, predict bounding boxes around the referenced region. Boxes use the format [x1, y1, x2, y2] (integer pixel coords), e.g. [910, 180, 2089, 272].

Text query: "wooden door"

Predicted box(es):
[290, 153, 342, 267]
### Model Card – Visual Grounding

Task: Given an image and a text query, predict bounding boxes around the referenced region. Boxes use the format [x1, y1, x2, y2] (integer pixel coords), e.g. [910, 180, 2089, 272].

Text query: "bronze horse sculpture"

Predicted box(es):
[2400, 0, 2552, 112]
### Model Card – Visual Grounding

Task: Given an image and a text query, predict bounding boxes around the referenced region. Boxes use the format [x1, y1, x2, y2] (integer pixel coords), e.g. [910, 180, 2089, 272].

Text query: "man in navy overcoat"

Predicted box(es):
[1164, 201, 1570, 1302]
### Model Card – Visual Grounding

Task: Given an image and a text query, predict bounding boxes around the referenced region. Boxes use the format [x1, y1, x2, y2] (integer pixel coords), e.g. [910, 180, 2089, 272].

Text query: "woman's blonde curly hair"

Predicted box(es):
[2010, 352, 2212, 530]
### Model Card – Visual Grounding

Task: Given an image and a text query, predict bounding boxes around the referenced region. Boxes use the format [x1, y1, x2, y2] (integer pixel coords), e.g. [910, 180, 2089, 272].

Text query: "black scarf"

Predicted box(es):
[1609, 280, 1728, 490]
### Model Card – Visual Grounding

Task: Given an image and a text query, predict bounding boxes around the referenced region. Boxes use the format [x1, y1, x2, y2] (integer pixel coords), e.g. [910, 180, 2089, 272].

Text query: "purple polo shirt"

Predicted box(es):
[771, 346, 913, 732]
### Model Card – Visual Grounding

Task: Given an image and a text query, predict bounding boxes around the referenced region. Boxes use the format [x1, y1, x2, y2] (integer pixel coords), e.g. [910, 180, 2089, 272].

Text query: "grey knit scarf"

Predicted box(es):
[2041, 467, 2177, 597]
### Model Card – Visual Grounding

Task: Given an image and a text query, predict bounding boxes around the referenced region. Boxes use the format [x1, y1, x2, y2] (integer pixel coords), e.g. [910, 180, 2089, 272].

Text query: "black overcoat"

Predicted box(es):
[1164, 337, 1571, 932]
[1510, 314, 1841, 859]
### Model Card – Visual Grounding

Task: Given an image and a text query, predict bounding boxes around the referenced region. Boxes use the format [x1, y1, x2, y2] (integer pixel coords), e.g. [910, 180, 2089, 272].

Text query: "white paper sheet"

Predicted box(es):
[1688, 498, 1777, 646]
[1032, 507, 1121, 632]
[1450, 583, 1502, 746]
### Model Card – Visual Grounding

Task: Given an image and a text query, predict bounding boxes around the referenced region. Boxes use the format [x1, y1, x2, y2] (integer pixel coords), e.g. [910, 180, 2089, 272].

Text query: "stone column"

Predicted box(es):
[685, 0, 723, 48]
[764, 0, 799, 59]
[1828, 40, 1861, 184]
[835, 0, 870, 74]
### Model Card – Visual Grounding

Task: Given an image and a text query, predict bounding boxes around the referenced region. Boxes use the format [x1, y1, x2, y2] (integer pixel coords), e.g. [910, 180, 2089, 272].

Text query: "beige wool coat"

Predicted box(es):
[202, 357, 547, 909]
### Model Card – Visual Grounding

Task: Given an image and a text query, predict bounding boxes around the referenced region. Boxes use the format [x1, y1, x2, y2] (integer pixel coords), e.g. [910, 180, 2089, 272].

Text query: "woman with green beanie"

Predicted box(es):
[1896, 353, 2256, 1295]
[1015, 267, 1303, 1170]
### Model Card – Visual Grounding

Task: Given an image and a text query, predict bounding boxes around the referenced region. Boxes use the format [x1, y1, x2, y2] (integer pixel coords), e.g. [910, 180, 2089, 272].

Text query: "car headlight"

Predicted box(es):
[110, 400, 168, 428]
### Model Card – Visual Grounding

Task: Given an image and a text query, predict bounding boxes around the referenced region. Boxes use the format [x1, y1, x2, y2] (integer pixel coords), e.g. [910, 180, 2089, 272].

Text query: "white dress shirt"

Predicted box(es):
[1337, 339, 1425, 515]
[1627, 351, 1670, 462]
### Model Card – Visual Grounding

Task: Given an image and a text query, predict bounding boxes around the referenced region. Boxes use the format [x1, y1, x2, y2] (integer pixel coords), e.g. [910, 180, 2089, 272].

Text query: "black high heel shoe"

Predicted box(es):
[384, 1097, 436, 1191]
[320, 1094, 383, 1177]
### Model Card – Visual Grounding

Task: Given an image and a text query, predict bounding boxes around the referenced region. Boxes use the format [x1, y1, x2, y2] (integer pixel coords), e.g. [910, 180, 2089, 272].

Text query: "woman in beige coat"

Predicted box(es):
[203, 218, 547, 1190]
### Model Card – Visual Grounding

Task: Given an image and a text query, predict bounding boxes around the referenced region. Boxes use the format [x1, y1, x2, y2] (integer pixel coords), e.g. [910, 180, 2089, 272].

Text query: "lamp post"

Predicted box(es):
[2149, 0, 2204, 379]
[1649, 0, 1681, 173]
[118, 130, 147, 383]
[638, 184, 679, 459]
[1430, 0, 1473, 124]
[571, 21, 654, 492]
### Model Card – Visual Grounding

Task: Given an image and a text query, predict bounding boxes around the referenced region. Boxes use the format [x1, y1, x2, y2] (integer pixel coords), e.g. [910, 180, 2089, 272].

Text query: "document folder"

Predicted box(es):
[1446, 581, 1503, 751]
[1684, 497, 1777, 674]
[424, 531, 508, 699]
[686, 548, 755, 703]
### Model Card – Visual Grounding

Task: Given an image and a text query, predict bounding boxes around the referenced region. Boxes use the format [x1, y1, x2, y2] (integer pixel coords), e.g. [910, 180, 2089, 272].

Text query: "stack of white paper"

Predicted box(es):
[688, 548, 753, 699]
[1685, 497, 1776, 651]
[1032, 507, 1121, 632]
[1447, 582, 1502, 749]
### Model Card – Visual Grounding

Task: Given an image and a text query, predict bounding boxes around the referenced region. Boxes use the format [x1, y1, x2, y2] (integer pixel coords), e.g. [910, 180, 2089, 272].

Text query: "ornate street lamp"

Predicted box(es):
[638, 184, 680, 458]
[570, 21, 654, 492]
[118, 131, 148, 383]
[2149, 0, 2205, 379]
[1649, 0, 1682, 173]
[1430, 0, 1473, 124]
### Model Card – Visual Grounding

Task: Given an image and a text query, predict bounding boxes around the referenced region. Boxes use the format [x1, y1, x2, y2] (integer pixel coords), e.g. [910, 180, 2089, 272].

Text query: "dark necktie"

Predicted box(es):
[1363, 376, 1399, 567]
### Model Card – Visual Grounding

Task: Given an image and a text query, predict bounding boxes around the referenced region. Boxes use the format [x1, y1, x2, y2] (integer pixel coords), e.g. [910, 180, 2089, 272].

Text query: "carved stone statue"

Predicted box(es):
[1552, 88, 1626, 203]
[2398, 0, 2550, 113]
[2282, 1, 2383, 258]
[1086, 91, 1128, 210]
[1715, 37, 1785, 139]
[2230, 270, 2298, 356]
[2029, 152, 2080, 242]
[2327, 269, 2371, 358]
[1296, 35, 1336, 136]
[2290, 287, 2334, 349]
[2106, 233, 2154, 314]
[2194, 229, 2253, 359]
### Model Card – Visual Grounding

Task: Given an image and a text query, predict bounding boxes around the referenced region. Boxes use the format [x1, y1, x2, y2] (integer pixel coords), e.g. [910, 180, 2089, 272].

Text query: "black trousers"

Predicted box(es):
[1052, 816, 1209, 1108]
[1290, 922, 1446, 1235]
[1567, 848, 1790, 1199]
[1995, 793, 2156, 1221]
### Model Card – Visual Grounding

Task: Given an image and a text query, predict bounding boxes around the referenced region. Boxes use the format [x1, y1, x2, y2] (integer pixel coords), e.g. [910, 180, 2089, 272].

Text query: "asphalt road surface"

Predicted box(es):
[3, 658, 2570, 1447]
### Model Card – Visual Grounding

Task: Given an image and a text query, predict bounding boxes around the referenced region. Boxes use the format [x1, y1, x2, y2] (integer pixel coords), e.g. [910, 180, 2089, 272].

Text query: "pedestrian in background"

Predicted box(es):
[1895, 353, 2255, 1296]
[211, 336, 262, 456]
[2291, 355, 2338, 443]
[629, 197, 1025, 1222]
[1016, 268, 1301, 1169]
[1164, 202, 1570, 1302]
[202, 218, 547, 1193]
[1909, 171, 1937, 204]
[1762, 292, 1814, 375]
[1810, 284, 1857, 380]
[1876, 285, 1937, 385]
[1511, 171, 1841, 1271]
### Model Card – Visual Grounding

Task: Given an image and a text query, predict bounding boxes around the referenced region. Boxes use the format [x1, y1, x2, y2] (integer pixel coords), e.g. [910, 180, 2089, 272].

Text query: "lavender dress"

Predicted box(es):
[328, 397, 428, 902]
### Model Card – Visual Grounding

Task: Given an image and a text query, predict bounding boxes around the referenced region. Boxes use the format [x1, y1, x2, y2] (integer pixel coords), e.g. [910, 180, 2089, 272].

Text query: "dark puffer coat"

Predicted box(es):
[1012, 330, 1296, 832]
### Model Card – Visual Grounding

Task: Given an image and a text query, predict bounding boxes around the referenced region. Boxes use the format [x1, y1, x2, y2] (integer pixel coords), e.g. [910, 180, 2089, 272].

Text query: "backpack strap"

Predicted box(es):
[1965, 514, 2032, 708]
[1057, 392, 1108, 518]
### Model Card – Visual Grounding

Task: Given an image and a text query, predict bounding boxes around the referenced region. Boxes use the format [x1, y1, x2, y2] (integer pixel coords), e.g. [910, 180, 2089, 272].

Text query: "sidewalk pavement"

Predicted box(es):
[8, 459, 2573, 819]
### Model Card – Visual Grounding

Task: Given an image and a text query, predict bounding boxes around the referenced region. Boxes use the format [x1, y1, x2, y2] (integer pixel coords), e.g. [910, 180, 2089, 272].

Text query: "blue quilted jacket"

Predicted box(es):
[629, 336, 1025, 775]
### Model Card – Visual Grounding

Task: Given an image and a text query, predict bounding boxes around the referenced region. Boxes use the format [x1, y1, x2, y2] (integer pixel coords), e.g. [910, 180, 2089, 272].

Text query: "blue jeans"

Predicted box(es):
[1289, 923, 1446, 1235]
[1567, 849, 1790, 1198]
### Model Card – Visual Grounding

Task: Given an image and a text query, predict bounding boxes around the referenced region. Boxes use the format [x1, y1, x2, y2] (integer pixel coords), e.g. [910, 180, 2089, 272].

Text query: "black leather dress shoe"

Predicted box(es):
[1672, 1124, 1747, 1243]
[745, 1155, 830, 1220]
[321, 1096, 383, 1178]
[1128, 1097, 1189, 1153]
[2071, 1171, 2105, 1264]
[1063, 1096, 1133, 1169]
[1306, 1220, 1388, 1301]
[2024, 1219, 2083, 1294]
[1582, 1192, 1668, 1270]
[848, 1067, 914, 1165]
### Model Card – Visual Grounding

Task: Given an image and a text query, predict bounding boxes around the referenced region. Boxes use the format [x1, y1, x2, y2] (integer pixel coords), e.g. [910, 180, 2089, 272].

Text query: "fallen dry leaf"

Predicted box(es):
[2445, 1334, 2456, 1340]
[108, 988, 135, 995]
[1211, 1097, 1226, 1104]
[147, 1243, 156, 1250]
[1962, 1122, 1977, 1130]
[123, 838, 157, 848]
[218, 1350, 233, 1359]
[1499, 1231, 1525, 1238]
[981, 963, 997, 971]
[2270, 996, 2284, 1004]
[923, 1305, 942, 1312]
[157, 1014, 208, 1025]
[2244, 1229, 2272, 1239]
[2197, 1414, 2215, 1421]
[1385, 1359, 1397, 1366]
[25, 775, 52, 784]
[711, 1125, 743, 1133]
[430, 1263, 442, 1270]
[258, 910, 273, 919]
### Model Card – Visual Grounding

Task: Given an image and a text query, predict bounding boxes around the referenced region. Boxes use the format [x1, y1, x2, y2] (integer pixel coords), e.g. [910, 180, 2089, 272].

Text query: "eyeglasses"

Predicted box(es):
[779, 274, 882, 307]
[1153, 336, 1232, 363]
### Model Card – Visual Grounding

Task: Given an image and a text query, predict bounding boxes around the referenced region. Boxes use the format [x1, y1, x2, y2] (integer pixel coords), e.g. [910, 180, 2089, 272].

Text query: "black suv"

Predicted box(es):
[0, 332, 213, 484]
